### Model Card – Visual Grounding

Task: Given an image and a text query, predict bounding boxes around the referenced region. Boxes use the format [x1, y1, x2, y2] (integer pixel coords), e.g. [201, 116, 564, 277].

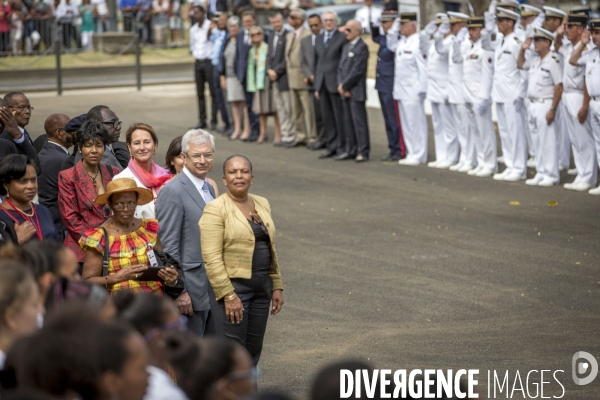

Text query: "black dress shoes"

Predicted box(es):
[308, 141, 326, 150]
[381, 154, 401, 162]
[318, 150, 335, 159]
[334, 153, 353, 161]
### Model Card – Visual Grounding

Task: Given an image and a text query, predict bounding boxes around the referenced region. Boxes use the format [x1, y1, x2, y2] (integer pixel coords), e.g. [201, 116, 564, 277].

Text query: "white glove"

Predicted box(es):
[513, 97, 524, 109]
[484, 11, 496, 32]
[438, 22, 450, 36]
[525, 24, 533, 38]
[532, 13, 545, 29]
[454, 26, 468, 43]
[419, 92, 426, 102]
[424, 21, 437, 36]
[487, 0, 497, 15]
[477, 99, 490, 115]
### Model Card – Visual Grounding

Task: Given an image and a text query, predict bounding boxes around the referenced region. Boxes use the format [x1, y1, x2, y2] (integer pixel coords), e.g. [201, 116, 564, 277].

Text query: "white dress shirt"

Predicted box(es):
[183, 166, 214, 204]
[393, 32, 428, 101]
[190, 19, 214, 60]
[523, 52, 563, 100]
[578, 47, 600, 97]
[491, 32, 522, 103]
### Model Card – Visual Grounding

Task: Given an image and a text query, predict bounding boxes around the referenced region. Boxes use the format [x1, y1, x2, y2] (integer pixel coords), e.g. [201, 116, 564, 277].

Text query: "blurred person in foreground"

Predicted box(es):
[200, 155, 283, 365]
[115, 292, 188, 400]
[80, 178, 180, 295]
[166, 332, 256, 400]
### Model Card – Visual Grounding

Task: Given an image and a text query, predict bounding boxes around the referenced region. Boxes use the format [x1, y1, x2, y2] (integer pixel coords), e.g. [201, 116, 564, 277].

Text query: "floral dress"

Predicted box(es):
[79, 218, 163, 293]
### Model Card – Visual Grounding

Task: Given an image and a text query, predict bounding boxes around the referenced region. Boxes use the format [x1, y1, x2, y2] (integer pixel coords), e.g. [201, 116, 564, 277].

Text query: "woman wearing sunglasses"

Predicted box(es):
[200, 154, 284, 366]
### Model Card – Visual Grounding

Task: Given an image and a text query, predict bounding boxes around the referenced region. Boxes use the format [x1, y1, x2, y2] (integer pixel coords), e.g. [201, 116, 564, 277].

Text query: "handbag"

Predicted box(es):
[101, 227, 109, 277]
[154, 249, 185, 300]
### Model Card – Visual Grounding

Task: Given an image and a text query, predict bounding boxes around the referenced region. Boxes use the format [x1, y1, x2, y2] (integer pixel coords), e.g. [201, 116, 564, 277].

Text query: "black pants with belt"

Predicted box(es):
[195, 59, 217, 126]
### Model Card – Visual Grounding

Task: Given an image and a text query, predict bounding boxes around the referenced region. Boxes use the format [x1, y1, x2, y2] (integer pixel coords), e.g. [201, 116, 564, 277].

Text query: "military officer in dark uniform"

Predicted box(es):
[372, 9, 405, 161]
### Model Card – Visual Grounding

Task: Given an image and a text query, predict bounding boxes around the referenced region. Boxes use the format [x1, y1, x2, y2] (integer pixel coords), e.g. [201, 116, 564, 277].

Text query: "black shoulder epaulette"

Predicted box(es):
[514, 36, 521, 43]
[551, 55, 560, 62]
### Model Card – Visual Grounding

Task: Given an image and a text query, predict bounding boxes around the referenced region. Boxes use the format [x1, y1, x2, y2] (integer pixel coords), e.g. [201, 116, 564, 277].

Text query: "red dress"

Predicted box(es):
[58, 160, 121, 262]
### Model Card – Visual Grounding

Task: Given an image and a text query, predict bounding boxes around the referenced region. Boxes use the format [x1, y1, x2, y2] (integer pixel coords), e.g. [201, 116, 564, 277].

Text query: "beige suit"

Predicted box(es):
[285, 27, 316, 144]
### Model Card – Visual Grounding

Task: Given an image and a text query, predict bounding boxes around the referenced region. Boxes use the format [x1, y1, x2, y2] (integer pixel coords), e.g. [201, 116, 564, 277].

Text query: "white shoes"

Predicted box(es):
[503, 172, 526, 182]
[526, 157, 536, 168]
[568, 182, 593, 192]
[475, 168, 494, 177]
[435, 160, 453, 169]
[567, 168, 578, 176]
[427, 160, 439, 168]
[449, 163, 462, 171]
[526, 175, 543, 186]
[538, 178, 557, 187]
[399, 158, 422, 166]
[493, 169, 509, 181]
[588, 185, 600, 195]
[458, 164, 474, 173]
[468, 166, 482, 176]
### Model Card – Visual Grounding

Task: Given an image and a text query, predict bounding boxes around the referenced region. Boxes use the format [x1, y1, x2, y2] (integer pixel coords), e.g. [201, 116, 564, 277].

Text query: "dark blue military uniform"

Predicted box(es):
[372, 23, 404, 159]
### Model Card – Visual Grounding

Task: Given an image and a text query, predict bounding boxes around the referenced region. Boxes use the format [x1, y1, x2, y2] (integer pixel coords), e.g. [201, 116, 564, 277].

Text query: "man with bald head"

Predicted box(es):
[38, 113, 72, 237]
[337, 19, 370, 162]
[0, 97, 39, 173]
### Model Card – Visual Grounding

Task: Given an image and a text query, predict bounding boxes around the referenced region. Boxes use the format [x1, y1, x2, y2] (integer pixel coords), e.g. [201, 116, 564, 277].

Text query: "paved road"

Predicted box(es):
[27, 85, 600, 398]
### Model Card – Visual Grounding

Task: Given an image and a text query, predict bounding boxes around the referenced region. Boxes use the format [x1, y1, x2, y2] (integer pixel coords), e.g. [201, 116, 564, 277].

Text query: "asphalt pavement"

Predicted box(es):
[27, 85, 600, 399]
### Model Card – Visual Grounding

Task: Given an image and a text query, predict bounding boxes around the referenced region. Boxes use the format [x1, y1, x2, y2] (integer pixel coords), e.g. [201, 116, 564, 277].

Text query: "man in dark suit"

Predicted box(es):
[84, 105, 129, 169]
[235, 10, 260, 141]
[314, 10, 348, 159]
[337, 20, 370, 162]
[206, 0, 228, 17]
[371, 10, 405, 161]
[38, 113, 73, 237]
[156, 129, 217, 336]
[0, 96, 40, 174]
[267, 12, 294, 146]
[301, 14, 325, 149]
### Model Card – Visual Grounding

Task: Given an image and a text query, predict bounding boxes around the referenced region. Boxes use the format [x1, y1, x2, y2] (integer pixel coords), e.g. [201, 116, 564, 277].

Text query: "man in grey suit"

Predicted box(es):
[300, 14, 325, 150]
[155, 129, 217, 336]
[337, 20, 370, 162]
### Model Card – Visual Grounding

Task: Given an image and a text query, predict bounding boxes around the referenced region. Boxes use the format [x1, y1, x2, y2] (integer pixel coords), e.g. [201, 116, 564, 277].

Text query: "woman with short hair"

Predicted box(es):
[112, 122, 172, 219]
[0, 154, 59, 244]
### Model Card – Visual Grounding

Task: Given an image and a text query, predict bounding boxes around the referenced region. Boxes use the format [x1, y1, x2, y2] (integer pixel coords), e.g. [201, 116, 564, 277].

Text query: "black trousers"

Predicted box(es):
[379, 91, 401, 157]
[319, 88, 345, 154]
[195, 59, 217, 125]
[312, 90, 325, 143]
[212, 66, 230, 127]
[60, 23, 80, 49]
[342, 98, 370, 158]
[211, 271, 272, 366]
[188, 309, 216, 337]
[244, 89, 260, 139]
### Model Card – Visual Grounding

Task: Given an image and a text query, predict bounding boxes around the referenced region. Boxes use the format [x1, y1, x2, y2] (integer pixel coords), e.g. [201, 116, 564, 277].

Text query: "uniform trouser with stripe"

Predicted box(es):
[589, 99, 600, 177]
[496, 101, 527, 175]
[465, 102, 497, 172]
[431, 101, 459, 163]
[528, 100, 559, 183]
[524, 99, 535, 158]
[562, 91, 598, 186]
[452, 103, 477, 167]
[397, 99, 428, 163]
[556, 105, 571, 169]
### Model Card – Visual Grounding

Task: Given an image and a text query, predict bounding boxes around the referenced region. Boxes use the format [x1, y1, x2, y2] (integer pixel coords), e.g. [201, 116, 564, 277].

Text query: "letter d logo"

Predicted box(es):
[572, 351, 599, 385]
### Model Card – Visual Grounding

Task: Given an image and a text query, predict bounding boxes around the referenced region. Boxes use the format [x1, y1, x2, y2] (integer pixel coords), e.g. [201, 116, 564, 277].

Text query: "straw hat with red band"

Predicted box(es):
[94, 178, 154, 206]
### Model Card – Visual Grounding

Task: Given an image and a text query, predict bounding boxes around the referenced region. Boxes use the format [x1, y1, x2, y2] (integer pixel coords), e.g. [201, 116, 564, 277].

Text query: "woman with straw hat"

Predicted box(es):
[80, 178, 180, 294]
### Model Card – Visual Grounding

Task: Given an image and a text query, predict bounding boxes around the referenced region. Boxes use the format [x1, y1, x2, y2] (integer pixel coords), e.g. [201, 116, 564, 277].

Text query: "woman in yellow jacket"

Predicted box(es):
[200, 154, 284, 365]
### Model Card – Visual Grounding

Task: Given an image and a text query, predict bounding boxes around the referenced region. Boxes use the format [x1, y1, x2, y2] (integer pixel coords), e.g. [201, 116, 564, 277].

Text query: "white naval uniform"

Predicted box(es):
[393, 32, 428, 164]
[458, 38, 497, 172]
[523, 52, 563, 184]
[578, 47, 600, 189]
[492, 31, 528, 177]
[428, 35, 458, 164]
[555, 38, 573, 170]
[441, 34, 477, 169]
[559, 42, 598, 186]
[517, 30, 536, 160]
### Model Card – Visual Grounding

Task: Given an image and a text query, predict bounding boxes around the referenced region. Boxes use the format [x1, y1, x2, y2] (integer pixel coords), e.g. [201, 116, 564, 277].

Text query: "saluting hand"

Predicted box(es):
[581, 29, 591, 45]
[522, 37, 532, 50]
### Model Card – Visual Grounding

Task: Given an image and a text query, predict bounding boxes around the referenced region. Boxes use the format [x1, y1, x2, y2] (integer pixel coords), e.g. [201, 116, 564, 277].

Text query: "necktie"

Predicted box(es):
[244, 31, 250, 45]
[202, 181, 214, 203]
[367, 7, 371, 31]
[324, 32, 330, 45]
[273, 33, 279, 54]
